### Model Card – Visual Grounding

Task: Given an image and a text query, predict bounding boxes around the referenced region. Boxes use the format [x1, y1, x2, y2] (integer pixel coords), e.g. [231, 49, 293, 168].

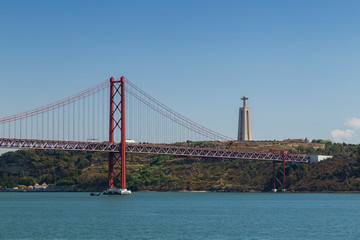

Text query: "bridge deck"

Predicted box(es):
[0, 138, 310, 163]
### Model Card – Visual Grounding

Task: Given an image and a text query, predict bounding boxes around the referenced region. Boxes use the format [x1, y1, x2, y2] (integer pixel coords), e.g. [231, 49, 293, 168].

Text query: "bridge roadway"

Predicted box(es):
[0, 138, 310, 163]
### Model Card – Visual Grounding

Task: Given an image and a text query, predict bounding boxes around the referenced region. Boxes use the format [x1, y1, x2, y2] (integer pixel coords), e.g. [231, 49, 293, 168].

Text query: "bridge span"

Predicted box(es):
[0, 76, 310, 192]
[0, 138, 310, 163]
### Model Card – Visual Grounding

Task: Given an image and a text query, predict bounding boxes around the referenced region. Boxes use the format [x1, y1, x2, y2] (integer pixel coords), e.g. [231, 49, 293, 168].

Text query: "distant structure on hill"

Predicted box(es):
[310, 155, 333, 163]
[237, 96, 252, 141]
[283, 138, 309, 143]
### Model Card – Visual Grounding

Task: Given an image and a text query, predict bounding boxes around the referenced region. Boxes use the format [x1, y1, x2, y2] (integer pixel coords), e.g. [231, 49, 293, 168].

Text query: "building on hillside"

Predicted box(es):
[237, 96, 252, 141]
[310, 155, 333, 163]
[283, 138, 309, 143]
[34, 183, 48, 189]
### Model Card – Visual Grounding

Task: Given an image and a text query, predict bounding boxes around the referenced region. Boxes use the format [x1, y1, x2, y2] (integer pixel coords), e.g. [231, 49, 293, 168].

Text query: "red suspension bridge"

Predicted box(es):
[0, 76, 310, 192]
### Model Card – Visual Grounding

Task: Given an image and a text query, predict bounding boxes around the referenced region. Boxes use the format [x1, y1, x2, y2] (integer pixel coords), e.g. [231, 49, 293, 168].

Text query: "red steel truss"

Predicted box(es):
[108, 77, 126, 189]
[0, 138, 310, 163]
[0, 138, 119, 152]
[125, 144, 310, 163]
[272, 152, 287, 191]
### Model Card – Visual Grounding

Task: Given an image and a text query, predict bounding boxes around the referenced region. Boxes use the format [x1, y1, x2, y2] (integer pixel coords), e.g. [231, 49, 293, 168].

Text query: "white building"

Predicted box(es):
[310, 155, 333, 163]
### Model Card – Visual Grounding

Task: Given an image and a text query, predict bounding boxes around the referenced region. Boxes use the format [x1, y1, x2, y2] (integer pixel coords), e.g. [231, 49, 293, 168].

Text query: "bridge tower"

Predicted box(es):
[107, 76, 130, 195]
[237, 96, 252, 141]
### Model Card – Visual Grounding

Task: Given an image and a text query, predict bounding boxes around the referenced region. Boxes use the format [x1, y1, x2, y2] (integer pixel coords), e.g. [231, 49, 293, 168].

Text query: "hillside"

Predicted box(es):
[0, 141, 359, 192]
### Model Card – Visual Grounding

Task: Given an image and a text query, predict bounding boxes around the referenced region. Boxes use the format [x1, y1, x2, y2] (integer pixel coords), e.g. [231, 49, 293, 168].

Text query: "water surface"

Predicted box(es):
[1, 192, 360, 239]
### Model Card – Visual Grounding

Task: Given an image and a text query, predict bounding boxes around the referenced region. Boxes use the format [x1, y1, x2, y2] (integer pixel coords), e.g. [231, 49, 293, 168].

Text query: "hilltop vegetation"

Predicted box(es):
[0, 141, 360, 192]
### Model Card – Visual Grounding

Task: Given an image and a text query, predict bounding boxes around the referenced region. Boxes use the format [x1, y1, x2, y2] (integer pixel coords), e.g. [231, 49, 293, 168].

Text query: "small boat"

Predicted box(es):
[90, 192, 101, 196]
[102, 188, 131, 195]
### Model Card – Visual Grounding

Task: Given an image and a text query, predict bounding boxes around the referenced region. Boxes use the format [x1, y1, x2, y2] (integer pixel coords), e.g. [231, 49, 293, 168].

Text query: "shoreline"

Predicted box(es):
[2, 189, 360, 194]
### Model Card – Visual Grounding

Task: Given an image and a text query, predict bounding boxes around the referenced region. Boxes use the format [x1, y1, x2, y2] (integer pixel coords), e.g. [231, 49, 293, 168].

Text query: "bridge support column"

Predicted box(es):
[272, 151, 287, 192]
[272, 161, 276, 191]
[106, 76, 130, 195]
[108, 77, 115, 189]
[283, 157, 286, 190]
[120, 76, 126, 190]
[108, 153, 114, 189]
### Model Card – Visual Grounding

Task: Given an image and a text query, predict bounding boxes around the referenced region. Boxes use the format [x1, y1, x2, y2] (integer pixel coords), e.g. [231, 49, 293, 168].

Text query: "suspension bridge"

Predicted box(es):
[0, 76, 310, 193]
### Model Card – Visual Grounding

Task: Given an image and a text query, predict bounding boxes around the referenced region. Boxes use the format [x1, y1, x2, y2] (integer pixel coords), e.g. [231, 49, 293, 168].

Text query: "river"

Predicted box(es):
[1, 192, 360, 239]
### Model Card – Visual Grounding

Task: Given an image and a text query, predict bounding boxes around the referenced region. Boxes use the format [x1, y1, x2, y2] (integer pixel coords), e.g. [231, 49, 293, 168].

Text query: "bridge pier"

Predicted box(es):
[106, 76, 130, 195]
[272, 151, 286, 192]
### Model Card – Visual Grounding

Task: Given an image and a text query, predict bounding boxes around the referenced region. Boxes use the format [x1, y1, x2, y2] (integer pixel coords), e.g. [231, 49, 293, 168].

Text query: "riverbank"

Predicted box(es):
[1, 142, 360, 192]
[3, 188, 360, 194]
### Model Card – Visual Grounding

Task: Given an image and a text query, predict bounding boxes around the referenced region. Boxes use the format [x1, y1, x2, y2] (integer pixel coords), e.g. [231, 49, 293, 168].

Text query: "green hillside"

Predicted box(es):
[0, 141, 359, 192]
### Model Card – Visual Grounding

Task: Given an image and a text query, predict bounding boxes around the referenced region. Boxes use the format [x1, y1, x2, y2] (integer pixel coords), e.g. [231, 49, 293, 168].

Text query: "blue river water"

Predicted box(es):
[1, 192, 360, 239]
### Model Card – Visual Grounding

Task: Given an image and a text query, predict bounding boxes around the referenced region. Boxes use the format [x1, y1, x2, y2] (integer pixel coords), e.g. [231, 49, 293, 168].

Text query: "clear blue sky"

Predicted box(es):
[1, 0, 360, 143]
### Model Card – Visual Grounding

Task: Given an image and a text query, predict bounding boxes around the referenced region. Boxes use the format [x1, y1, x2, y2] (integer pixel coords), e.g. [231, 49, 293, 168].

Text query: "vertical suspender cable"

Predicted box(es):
[83, 98, 85, 141]
[63, 105, 65, 140]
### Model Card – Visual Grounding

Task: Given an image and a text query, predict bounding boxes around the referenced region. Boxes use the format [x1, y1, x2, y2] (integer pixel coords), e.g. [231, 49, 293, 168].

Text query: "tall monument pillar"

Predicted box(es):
[237, 96, 252, 141]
